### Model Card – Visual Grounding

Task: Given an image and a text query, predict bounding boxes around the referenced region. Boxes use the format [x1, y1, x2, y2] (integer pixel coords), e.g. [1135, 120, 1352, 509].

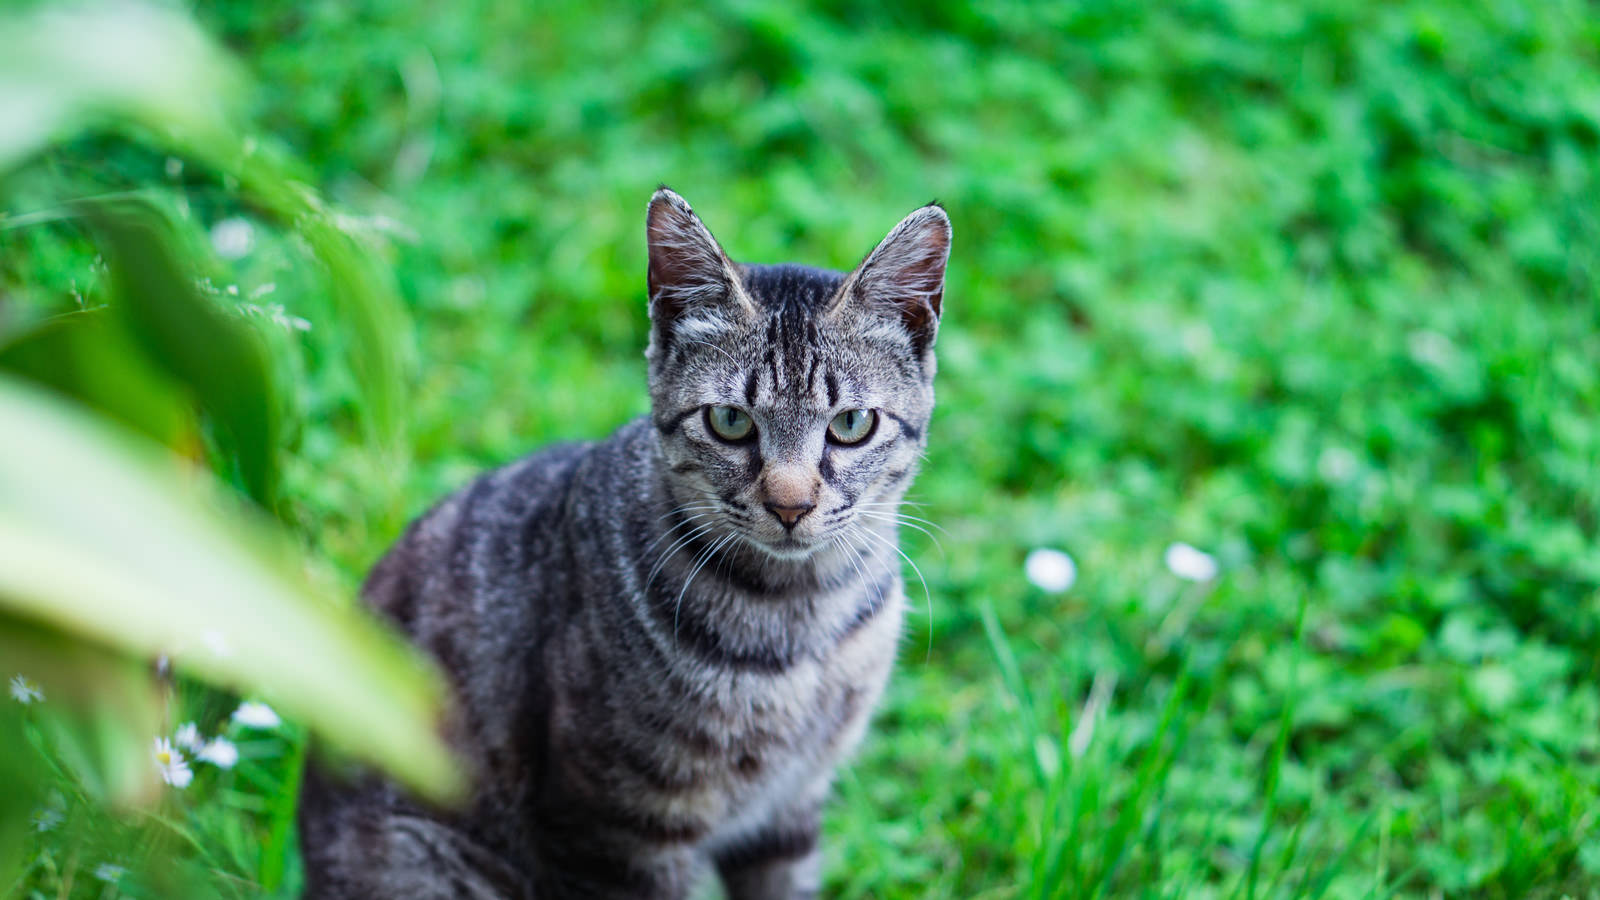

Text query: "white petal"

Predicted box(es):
[10, 674, 42, 704]
[163, 763, 193, 789]
[1024, 548, 1077, 593]
[1164, 542, 1219, 582]
[174, 722, 201, 751]
[232, 701, 280, 728]
[198, 738, 238, 769]
[209, 217, 253, 259]
[31, 806, 63, 833]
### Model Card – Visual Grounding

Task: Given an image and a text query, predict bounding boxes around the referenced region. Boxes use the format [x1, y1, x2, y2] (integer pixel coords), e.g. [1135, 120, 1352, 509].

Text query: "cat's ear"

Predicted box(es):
[833, 203, 951, 349]
[646, 188, 753, 331]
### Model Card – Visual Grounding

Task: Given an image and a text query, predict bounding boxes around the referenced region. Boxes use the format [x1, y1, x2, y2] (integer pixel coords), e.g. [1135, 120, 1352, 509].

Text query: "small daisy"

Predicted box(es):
[9, 674, 42, 704]
[152, 737, 193, 789]
[1024, 548, 1077, 593]
[232, 701, 280, 729]
[31, 805, 63, 833]
[197, 737, 239, 769]
[93, 863, 126, 883]
[1164, 542, 1219, 582]
[174, 721, 203, 751]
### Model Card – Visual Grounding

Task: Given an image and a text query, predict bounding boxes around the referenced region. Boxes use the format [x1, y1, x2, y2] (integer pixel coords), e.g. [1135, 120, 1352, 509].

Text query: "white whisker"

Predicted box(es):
[642, 510, 718, 557]
[674, 533, 736, 639]
[655, 503, 722, 523]
[851, 522, 934, 662]
[686, 339, 740, 367]
[857, 511, 946, 555]
[646, 522, 716, 589]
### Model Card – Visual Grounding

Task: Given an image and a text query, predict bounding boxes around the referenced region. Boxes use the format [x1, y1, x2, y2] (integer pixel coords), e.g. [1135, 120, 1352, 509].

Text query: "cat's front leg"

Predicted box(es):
[711, 802, 824, 900]
[534, 832, 699, 900]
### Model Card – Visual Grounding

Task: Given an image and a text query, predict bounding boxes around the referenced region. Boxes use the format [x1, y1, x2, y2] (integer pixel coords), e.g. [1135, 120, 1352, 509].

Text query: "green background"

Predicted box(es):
[6, 1, 1600, 897]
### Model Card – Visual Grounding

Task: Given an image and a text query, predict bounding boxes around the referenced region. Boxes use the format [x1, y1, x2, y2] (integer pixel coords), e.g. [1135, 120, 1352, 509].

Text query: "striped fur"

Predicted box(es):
[299, 189, 950, 899]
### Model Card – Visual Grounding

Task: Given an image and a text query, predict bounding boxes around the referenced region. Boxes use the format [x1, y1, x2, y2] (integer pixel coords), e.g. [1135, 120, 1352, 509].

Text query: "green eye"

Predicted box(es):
[828, 408, 877, 444]
[706, 405, 755, 441]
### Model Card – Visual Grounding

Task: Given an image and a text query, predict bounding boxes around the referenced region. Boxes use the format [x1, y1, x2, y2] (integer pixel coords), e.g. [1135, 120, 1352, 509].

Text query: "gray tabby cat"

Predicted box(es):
[298, 188, 950, 899]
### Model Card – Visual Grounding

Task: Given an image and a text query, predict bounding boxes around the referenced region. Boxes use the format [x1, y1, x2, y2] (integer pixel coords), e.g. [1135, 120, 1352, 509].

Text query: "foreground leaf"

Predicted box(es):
[0, 375, 462, 803]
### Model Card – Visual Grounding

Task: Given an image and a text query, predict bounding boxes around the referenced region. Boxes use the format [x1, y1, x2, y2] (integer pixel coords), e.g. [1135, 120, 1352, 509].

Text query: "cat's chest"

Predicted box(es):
[676, 600, 900, 815]
[541, 576, 903, 838]
[651, 666, 864, 846]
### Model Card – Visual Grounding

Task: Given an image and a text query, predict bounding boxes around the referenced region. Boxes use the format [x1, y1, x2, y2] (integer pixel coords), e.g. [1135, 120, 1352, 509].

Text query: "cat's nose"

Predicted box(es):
[759, 462, 820, 530]
[764, 501, 815, 530]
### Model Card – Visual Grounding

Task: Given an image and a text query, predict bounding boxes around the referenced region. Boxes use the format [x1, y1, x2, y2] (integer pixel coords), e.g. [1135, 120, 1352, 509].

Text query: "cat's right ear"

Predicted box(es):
[646, 188, 754, 334]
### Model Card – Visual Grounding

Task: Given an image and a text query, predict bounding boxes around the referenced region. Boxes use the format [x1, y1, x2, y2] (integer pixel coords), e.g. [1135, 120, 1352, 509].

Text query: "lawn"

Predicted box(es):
[4, 1, 1600, 897]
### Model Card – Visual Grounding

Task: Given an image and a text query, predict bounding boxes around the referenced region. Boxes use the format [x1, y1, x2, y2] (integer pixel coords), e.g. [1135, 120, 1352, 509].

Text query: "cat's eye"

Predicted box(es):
[828, 408, 877, 445]
[705, 405, 755, 442]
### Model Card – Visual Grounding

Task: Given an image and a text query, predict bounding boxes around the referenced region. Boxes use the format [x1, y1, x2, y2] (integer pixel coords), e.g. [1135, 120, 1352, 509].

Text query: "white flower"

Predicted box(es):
[152, 737, 193, 789]
[209, 217, 254, 259]
[9, 674, 42, 704]
[197, 737, 239, 769]
[93, 863, 126, 883]
[1317, 446, 1358, 483]
[174, 721, 202, 751]
[31, 805, 63, 833]
[1024, 548, 1077, 593]
[232, 701, 280, 729]
[1164, 542, 1219, 582]
[1407, 329, 1455, 370]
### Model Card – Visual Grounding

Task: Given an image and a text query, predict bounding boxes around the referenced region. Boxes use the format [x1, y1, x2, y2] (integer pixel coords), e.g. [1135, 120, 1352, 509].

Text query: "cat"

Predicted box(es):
[298, 187, 951, 899]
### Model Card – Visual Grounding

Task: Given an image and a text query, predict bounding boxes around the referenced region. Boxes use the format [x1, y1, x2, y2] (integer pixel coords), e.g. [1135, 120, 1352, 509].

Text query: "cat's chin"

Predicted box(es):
[755, 535, 825, 562]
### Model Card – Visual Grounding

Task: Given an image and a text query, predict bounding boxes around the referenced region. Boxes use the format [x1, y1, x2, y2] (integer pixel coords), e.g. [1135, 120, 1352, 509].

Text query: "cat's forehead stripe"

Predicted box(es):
[739, 263, 845, 313]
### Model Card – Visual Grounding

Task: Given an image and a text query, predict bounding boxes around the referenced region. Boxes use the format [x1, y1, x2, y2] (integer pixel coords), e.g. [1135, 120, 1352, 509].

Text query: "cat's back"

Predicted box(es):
[366, 439, 590, 629]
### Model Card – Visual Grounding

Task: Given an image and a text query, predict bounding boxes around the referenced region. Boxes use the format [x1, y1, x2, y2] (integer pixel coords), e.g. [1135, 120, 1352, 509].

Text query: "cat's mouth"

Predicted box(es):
[757, 533, 822, 561]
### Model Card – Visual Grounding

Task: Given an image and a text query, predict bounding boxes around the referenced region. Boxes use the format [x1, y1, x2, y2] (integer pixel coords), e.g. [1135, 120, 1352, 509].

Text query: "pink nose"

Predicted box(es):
[764, 501, 815, 529]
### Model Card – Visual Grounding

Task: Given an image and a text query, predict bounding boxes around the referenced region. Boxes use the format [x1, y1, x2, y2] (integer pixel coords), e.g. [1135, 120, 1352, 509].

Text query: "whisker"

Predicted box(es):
[851, 522, 934, 663]
[656, 504, 722, 523]
[646, 522, 716, 589]
[854, 505, 946, 532]
[685, 339, 740, 367]
[851, 502, 945, 534]
[856, 511, 946, 555]
[642, 511, 718, 556]
[834, 534, 869, 592]
[675, 533, 736, 639]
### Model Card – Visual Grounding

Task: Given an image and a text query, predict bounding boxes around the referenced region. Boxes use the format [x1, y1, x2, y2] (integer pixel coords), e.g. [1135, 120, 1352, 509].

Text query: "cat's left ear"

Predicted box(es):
[833, 203, 951, 350]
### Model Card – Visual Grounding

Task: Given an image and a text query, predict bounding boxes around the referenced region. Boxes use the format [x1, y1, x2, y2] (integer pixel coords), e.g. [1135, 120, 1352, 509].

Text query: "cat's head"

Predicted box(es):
[644, 187, 949, 561]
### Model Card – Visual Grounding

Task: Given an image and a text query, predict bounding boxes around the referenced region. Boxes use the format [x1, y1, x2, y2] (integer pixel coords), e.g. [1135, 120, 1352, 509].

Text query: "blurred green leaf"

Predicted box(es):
[0, 375, 462, 803]
[0, 3, 237, 172]
[230, 172, 412, 455]
[0, 310, 191, 448]
[83, 193, 282, 507]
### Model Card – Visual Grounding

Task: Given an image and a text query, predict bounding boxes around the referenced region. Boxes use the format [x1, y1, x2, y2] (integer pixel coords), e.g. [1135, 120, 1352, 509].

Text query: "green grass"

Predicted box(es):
[6, 0, 1600, 896]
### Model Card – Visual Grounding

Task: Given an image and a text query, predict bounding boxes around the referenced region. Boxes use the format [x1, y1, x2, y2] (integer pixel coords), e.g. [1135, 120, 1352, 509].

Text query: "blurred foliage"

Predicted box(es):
[0, 3, 458, 896]
[5, 0, 1600, 897]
